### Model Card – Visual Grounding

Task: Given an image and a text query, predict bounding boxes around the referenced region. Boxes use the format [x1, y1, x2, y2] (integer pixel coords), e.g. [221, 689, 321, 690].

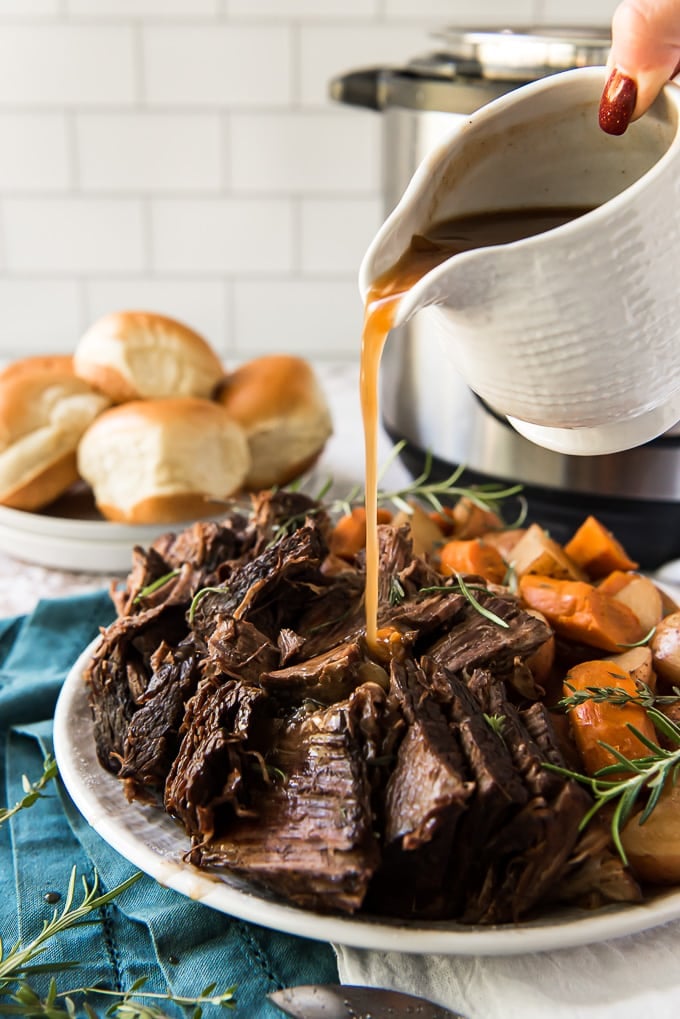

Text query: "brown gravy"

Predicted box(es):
[360, 206, 592, 651]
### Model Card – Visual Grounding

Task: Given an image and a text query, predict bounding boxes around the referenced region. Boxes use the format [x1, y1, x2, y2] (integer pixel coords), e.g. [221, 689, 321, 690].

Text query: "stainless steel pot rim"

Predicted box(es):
[410, 25, 611, 82]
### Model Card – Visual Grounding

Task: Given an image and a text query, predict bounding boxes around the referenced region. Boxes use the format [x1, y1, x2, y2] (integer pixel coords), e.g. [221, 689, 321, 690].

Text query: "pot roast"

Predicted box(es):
[85, 490, 640, 922]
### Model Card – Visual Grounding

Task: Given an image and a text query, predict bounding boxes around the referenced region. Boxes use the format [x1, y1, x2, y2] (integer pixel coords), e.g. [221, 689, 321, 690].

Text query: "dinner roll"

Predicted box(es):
[0, 354, 74, 382]
[77, 398, 250, 524]
[0, 361, 110, 512]
[74, 311, 225, 403]
[217, 355, 333, 490]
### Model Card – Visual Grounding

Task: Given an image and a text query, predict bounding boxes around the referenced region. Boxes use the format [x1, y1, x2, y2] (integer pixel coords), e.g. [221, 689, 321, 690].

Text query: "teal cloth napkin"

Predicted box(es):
[0, 590, 337, 1018]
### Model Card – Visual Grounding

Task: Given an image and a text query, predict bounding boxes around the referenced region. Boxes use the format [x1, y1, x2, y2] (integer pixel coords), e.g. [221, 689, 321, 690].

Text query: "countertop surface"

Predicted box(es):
[0, 360, 410, 619]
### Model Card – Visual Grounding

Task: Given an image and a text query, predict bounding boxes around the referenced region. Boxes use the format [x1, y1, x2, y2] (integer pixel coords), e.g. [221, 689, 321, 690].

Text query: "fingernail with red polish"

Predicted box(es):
[599, 69, 637, 135]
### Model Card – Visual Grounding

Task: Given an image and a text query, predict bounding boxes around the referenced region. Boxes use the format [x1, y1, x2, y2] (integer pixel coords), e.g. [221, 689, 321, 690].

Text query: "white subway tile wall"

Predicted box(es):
[0, 0, 617, 362]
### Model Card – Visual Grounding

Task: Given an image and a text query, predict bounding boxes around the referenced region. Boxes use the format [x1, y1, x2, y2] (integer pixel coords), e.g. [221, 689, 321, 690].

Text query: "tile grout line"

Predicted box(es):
[65, 110, 79, 193]
[132, 18, 145, 108]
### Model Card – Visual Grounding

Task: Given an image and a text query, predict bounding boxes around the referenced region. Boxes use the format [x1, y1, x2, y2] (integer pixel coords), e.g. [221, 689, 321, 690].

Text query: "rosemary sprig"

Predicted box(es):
[617, 625, 657, 649]
[484, 713, 506, 739]
[558, 680, 680, 712]
[1, 975, 236, 1018]
[0, 755, 58, 827]
[0, 869, 142, 987]
[326, 441, 524, 520]
[0, 870, 236, 1017]
[133, 571, 180, 604]
[371, 444, 524, 517]
[544, 707, 680, 864]
[388, 576, 406, 606]
[420, 576, 510, 629]
[188, 586, 229, 626]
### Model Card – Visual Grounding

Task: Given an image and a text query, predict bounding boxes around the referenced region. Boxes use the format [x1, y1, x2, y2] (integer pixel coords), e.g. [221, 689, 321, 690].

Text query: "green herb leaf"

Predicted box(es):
[0, 869, 142, 984]
[0, 755, 58, 828]
[617, 625, 657, 648]
[483, 713, 506, 739]
[543, 711, 680, 865]
[326, 441, 523, 522]
[188, 586, 229, 625]
[388, 576, 406, 606]
[557, 680, 680, 713]
[421, 575, 509, 629]
[133, 571, 180, 604]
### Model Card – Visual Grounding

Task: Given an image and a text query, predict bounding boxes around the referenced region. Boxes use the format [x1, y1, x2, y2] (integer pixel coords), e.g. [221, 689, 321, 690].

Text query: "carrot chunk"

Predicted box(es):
[439, 538, 507, 585]
[564, 659, 658, 775]
[329, 506, 392, 560]
[519, 574, 646, 652]
[564, 515, 638, 579]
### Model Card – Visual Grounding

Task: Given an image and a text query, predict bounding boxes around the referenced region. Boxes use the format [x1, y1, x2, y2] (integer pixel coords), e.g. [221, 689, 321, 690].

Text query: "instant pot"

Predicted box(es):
[331, 26, 680, 569]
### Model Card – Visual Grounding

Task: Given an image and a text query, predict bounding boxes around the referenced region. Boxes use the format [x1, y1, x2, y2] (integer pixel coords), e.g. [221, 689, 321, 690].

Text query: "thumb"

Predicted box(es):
[602, 0, 680, 133]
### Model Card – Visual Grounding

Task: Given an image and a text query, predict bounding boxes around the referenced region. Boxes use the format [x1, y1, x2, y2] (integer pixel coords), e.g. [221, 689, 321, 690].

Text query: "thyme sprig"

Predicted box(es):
[544, 707, 680, 864]
[558, 680, 680, 712]
[0, 870, 236, 1018]
[420, 575, 510, 629]
[0, 755, 58, 827]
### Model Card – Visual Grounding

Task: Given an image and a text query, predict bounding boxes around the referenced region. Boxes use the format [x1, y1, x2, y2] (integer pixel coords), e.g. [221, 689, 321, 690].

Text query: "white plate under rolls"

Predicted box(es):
[0, 487, 223, 573]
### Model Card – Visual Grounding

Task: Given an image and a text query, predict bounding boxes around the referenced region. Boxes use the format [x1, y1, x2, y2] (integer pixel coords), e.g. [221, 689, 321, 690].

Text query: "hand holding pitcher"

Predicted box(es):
[601, 0, 680, 133]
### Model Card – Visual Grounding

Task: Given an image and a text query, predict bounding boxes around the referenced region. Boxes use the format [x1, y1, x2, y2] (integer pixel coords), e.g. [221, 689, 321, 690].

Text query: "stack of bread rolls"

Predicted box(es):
[0, 311, 332, 524]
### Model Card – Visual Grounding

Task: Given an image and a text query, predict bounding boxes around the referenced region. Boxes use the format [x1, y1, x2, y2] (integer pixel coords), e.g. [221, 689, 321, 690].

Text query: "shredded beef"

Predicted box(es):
[84, 490, 641, 923]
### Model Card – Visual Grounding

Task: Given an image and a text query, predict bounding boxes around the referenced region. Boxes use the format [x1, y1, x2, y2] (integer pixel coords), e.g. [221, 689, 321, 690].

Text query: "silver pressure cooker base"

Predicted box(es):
[383, 417, 680, 571]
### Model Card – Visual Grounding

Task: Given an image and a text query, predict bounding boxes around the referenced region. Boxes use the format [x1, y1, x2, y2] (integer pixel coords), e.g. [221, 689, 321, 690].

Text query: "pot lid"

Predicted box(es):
[410, 26, 611, 82]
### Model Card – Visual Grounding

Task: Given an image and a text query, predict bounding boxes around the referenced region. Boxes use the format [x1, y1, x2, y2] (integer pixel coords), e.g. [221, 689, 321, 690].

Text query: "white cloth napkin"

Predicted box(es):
[335, 918, 680, 1019]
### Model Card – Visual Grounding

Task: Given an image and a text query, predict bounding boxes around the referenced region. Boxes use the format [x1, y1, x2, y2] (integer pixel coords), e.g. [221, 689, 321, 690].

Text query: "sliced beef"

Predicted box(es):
[189, 521, 327, 640]
[164, 677, 272, 839]
[86, 506, 642, 925]
[444, 669, 592, 923]
[381, 588, 466, 642]
[193, 695, 379, 913]
[521, 701, 577, 769]
[375, 524, 415, 605]
[112, 544, 171, 616]
[277, 627, 306, 664]
[410, 661, 529, 916]
[367, 658, 474, 918]
[247, 488, 330, 555]
[114, 518, 252, 617]
[157, 517, 250, 573]
[260, 641, 363, 703]
[118, 637, 203, 801]
[465, 780, 591, 923]
[85, 603, 187, 774]
[468, 670, 564, 801]
[293, 572, 365, 658]
[427, 593, 551, 678]
[204, 617, 279, 683]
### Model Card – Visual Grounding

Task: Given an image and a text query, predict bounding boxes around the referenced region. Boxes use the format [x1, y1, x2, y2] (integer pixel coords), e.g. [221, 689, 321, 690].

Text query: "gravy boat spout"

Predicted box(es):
[359, 66, 680, 456]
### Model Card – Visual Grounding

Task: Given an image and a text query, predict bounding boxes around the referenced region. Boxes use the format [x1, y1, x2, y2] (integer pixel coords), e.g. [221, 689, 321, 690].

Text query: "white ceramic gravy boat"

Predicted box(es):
[359, 66, 680, 456]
